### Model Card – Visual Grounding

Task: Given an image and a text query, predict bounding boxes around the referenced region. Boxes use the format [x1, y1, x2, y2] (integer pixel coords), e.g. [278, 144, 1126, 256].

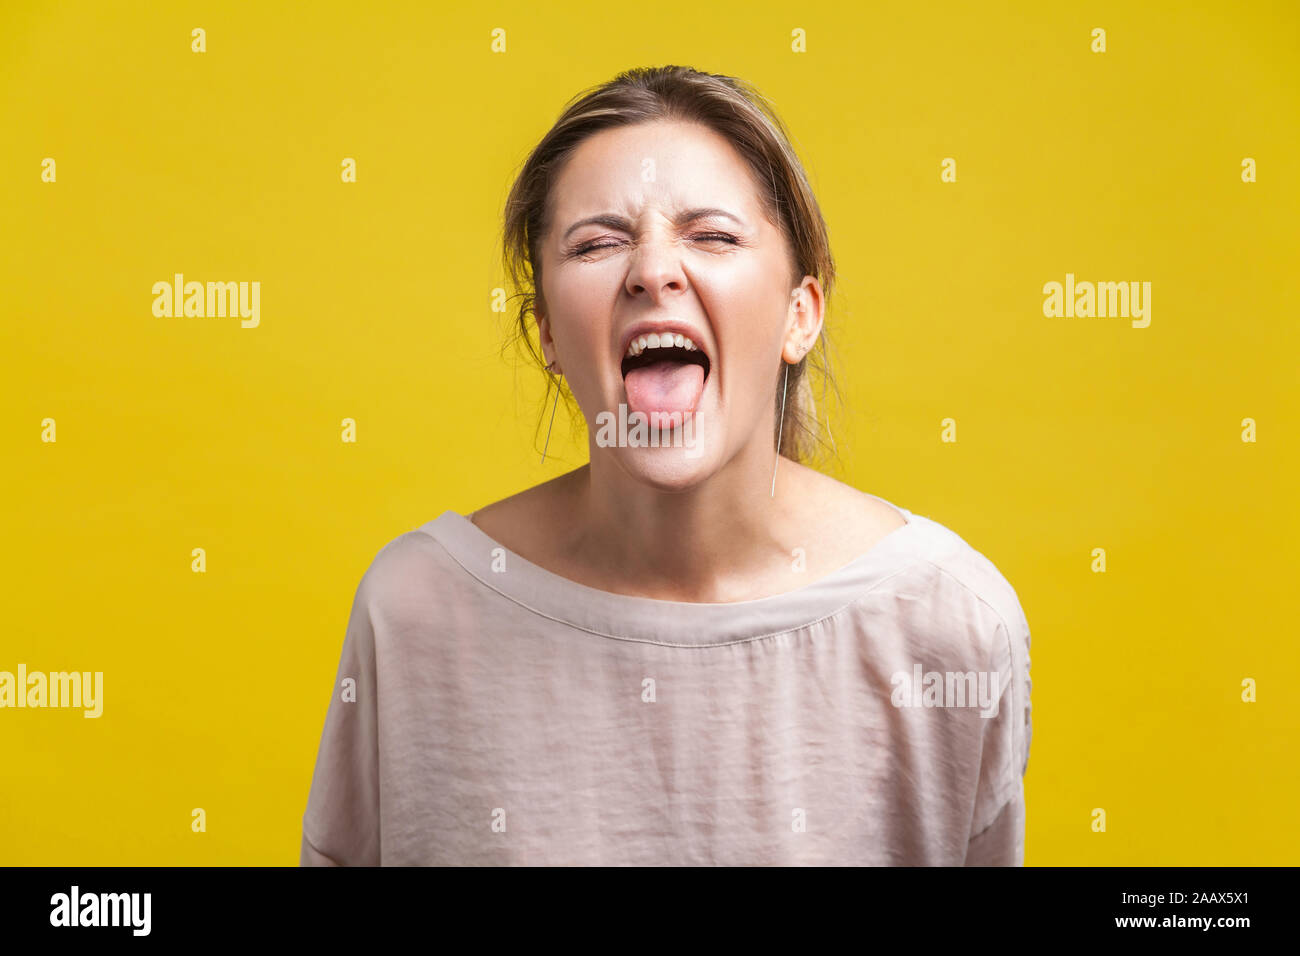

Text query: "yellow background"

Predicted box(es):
[1, 0, 1296, 865]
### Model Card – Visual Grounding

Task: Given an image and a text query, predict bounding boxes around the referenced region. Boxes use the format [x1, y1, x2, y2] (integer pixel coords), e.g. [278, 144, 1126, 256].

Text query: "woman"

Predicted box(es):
[300, 65, 1032, 866]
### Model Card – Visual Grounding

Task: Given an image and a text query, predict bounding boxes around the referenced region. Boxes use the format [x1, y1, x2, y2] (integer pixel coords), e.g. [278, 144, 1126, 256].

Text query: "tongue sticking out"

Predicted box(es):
[624, 357, 705, 422]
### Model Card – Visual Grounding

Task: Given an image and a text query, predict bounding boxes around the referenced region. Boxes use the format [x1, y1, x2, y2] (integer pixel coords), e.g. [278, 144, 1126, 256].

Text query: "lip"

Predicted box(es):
[618, 320, 713, 376]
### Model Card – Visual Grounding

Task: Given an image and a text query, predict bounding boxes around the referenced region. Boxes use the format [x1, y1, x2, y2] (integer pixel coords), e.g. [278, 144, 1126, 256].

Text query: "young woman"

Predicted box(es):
[300, 65, 1032, 866]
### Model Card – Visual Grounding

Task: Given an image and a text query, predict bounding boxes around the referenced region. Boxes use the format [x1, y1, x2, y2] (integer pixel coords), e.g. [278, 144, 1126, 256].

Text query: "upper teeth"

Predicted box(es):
[625, 332, 699, 358]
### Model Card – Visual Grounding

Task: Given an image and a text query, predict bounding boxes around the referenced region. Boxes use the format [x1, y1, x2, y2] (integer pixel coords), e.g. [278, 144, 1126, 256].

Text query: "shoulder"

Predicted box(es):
[789, 465, 908, 569]
[792, 467, 1028, 655]
[910, 512, 1028, 644]
[349, 521, 468, 619]
[466, 469, 584, 561]
[878, 508, 1031, 675]
[884, 509, 1034, 783]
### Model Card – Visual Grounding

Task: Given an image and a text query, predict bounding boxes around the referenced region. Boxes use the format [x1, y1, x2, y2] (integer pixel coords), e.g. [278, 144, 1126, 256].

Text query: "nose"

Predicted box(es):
[624, 233, 688, 304]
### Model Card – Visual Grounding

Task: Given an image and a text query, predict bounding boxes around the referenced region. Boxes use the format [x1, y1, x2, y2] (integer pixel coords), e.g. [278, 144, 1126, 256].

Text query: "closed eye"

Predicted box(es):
[570, 232, 742, 257]
[570, 240, 623, 256]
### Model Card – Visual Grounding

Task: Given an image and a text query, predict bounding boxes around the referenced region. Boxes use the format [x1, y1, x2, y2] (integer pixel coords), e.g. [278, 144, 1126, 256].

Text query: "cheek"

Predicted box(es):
[548, 262, 607, 309]
[704, 278, 789, 386]
[544, 268, 612, 353]
[542, 268, 621, 410]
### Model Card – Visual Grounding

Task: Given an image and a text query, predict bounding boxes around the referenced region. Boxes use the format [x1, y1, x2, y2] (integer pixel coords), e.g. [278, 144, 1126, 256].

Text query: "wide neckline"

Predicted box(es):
[416, 492, 932, 646]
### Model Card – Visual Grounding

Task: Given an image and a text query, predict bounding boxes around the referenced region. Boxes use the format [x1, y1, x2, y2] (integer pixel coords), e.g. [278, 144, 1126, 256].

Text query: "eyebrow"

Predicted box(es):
[561, 207, 747, 241]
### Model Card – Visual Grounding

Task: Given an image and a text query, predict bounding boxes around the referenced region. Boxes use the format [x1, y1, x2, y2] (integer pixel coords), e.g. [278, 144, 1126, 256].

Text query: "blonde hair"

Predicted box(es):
[501, 65, 841, 464]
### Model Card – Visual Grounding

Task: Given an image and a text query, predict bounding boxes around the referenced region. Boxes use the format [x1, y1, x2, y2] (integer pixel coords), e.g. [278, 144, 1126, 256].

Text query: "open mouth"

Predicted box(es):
[620, 343, 710, 381]
[620, 335, 711, 421]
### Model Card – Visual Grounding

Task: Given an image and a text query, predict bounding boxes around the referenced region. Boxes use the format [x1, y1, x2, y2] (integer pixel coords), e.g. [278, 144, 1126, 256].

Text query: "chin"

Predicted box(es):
[608, 442, 725, 493]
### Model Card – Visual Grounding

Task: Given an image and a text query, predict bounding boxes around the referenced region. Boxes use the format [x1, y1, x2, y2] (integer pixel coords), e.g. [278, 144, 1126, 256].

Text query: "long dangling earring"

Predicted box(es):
[770, 361, 790, 497]
[541, 362, 561, 465]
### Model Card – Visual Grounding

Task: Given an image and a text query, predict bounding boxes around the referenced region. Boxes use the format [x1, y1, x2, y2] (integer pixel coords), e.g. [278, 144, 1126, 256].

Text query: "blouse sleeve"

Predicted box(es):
[963, 607, 1032, 866]
[299, 572, 382, 866]
[964, 789, 1025, 865]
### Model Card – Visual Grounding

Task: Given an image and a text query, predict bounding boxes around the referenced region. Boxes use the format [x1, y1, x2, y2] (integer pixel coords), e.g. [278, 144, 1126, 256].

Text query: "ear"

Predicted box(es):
[535, 296, 561, 374]
[781, 276, 825, 364]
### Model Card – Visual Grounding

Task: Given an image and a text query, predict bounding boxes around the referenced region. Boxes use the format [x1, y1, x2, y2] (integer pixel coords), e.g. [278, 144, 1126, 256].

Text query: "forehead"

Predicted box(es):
[548, 120, 764, 225]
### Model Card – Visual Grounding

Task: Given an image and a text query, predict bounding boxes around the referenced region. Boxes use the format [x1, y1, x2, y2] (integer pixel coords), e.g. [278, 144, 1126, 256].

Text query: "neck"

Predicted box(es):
[568, 440, 806, 602]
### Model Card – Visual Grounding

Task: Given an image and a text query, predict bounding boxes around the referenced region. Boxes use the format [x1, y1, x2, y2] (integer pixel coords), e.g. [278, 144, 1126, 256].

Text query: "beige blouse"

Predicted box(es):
[300, 494, 1032, 865]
